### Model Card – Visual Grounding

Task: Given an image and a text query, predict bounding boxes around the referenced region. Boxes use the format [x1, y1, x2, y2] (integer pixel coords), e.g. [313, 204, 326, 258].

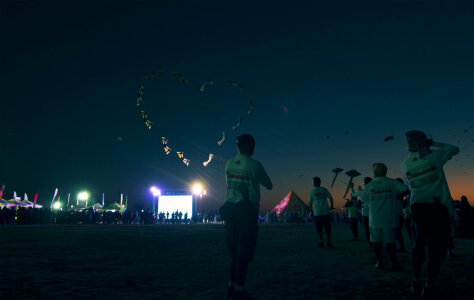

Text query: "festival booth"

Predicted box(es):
[271, 190, 310, 216]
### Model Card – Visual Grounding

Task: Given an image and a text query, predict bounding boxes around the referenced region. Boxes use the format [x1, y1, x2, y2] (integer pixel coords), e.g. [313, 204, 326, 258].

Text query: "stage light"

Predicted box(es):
[53, 202, 60, 209]
[150, 186, 161, 196]
[78, 191, 89, 201]
[192, 183, 203, 196]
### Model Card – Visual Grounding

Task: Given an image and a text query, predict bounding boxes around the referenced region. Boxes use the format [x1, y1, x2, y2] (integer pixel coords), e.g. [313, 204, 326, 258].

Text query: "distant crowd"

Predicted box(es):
[1, 203, 473, 238]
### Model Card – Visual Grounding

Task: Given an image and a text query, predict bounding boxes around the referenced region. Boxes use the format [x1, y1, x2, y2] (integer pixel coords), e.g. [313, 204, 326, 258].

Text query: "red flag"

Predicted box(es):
[0, 184, 4, 200]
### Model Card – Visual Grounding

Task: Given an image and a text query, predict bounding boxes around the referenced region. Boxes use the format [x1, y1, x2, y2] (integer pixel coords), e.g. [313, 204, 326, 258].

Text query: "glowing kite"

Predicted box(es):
[141, 110, 148, 121]
[199, 80, 214, 92]
[171, 71, 188, 83]
[164, 146, 172, 155]
[217, 131, 226, 146]
[384, 136, 394, 142]
[177, 152, 184, 159]
[144, 120, 153, 130]
[232, 117, 243, 131]
[248, 99, 253, 115]
[145, 70, 164, 80]
[136, 85, 145, 106]
[182, 158, 190, 166]
[162, 137, 168, 145]
[226, 81, 243, 91]
[203, 154, 214, 167]
[330, 168, 344, 188]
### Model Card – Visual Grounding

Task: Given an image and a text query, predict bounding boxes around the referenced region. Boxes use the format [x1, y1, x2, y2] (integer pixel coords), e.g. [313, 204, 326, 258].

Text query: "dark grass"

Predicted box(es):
[1, 224, 473, 299]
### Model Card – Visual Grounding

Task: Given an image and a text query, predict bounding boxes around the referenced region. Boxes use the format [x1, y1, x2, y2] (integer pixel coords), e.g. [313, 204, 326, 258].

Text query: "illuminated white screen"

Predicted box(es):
[158, 195, 193, 217]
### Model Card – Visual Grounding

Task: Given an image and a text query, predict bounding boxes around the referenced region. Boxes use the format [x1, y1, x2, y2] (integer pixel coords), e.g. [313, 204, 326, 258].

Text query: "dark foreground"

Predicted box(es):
[1, 224, 473, 299]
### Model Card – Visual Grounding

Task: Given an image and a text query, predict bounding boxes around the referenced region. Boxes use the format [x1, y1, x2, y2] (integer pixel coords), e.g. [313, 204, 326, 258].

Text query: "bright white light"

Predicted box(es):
[158, 195, 193, 217]
[53, 202, 60, 209]
[192, 183, 203, 195]
[150, 186, 161, 196]
[78, 191, 89, 201]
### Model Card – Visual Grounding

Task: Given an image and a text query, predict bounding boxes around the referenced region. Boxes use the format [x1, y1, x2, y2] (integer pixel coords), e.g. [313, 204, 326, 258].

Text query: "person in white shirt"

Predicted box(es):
[220, 134, 272, 300]
[351, 177, 373, 248]
[362, 163, 408, 270]
[309, 177, 334, 247]
[402, 130, 459, 298]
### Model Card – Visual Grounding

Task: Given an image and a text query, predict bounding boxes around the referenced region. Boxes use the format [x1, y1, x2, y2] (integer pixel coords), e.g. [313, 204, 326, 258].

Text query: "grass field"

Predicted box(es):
[1, 223, 473, 299]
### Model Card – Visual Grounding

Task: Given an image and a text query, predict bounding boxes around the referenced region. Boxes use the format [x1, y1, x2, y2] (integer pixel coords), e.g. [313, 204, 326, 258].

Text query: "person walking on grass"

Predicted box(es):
[220, 134, 272, 300]
[351, 177, 373, 248]
[309, 177, 334, 247]
[345, 194, 360, 241]
[402, 130, 458, 299]
[362, 163, 408, 270]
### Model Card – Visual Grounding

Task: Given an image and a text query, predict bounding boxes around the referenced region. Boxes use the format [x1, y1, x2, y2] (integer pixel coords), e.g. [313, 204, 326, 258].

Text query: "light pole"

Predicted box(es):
[192, 183, 206, 217]
[150, 186, 161, 218]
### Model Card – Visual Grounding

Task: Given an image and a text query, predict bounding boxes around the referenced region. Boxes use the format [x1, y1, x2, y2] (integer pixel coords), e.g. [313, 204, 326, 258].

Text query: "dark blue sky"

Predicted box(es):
[2, 0, 474, 210]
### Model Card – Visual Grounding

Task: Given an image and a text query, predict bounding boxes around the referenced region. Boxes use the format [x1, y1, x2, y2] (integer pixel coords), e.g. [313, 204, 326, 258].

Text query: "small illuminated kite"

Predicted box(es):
[203, 154, 214, 167]
[162, 137, 168, 145]
[144, 120, 153, 130]
[164, 146, 172, 155]
[248, 99, 253, 115]
[177, 152, 184, 159]
[232, 117, 243, 131]
[141, 110, 148, 121]
[182, 158, 190, 166]
[136, 85, 145, 106]
[384, 136, 394, 142]
[226, 81, 243, 91]
[217, 131, 226, 146]
[199, 80, 214, 92]
[145, 70, 164, 80]
[171, 71, 188, 83]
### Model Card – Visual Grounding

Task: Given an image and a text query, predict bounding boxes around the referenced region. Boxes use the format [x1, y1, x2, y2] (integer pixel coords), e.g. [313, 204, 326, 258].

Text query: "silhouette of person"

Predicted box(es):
[351, 177, 373, 248]
[309, 177, 334, 247]
[361, 163, 408, 270]
[345, 194, 360, 241]
[402, 130, 459, 298]
[220, 134, 272, 300]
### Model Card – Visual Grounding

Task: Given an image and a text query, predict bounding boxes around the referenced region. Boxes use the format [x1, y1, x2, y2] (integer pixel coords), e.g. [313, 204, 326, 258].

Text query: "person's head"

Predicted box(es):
[313, 177, 321, 187]
[405, 130, 432, 158]
[461, 195, 468, 203]
[363, 177, 372, 186]
[372, 163, 387, 177]
[237, 134, 255, 156]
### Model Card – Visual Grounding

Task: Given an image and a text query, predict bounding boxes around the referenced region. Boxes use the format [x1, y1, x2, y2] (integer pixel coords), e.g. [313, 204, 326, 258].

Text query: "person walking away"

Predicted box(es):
[345, 194, 360, 241]
[309, 177, 334, 247]
[351, 177, 372, 247]
[219, 134, 272, 300]
[402, 130, 459, 299]
[362, 163, 408, 270]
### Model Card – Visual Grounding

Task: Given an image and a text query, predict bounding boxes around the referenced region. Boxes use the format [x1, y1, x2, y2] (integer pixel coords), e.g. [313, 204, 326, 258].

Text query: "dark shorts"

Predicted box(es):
[221, 201, 259, 263]
[314, 214, 331, 234]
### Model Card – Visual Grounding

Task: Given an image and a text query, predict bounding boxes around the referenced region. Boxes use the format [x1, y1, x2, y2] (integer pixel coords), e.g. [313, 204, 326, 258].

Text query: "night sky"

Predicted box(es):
[1, 0, 474, 211]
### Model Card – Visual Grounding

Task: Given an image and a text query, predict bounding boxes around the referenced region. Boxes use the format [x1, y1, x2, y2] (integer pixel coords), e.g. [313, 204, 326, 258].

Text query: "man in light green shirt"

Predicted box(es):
[309, 177, 334, 247]
[221, 134, 272, 300]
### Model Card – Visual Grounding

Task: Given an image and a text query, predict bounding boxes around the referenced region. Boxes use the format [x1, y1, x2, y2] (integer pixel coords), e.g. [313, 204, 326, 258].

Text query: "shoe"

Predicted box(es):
[317, 242, 324, 247]
[227, 286, 235, 300]
[410, 279, 424, 297]
[421, 285, 438, 300]
[327, 242, 333, 247]
[375, 261, 384, 269]
[232, 289, 256, 300]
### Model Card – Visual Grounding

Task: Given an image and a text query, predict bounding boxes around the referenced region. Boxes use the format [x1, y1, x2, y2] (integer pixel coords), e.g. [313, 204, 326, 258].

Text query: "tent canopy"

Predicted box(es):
[102, 202, 124, 211]
[271, 190, 309, 215]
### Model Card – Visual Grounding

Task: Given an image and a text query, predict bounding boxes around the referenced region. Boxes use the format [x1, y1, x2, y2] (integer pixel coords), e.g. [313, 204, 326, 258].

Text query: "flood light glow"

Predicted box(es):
[158, 195, 193, 217]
